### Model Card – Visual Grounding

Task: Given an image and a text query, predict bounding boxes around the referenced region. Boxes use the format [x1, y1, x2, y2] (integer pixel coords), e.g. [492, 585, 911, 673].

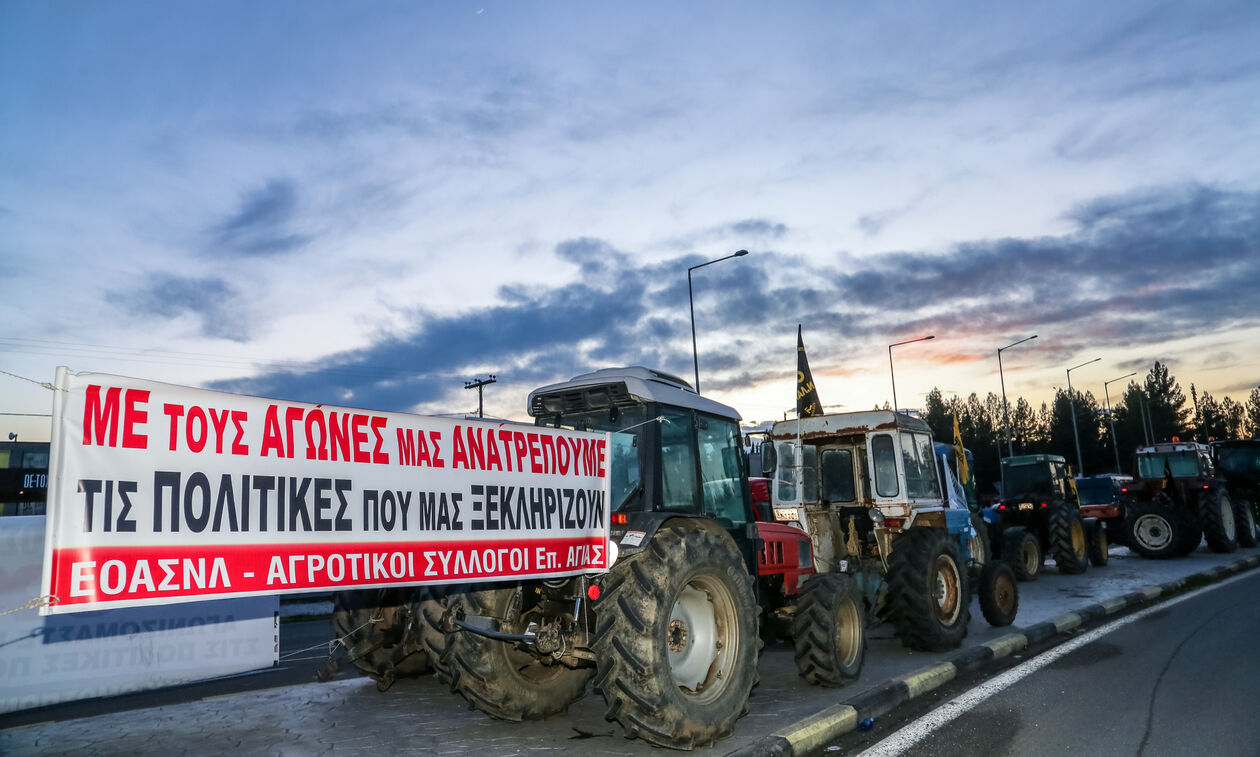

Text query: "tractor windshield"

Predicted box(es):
[1001, 462, 1054, 500]
[1137, 451, 1199, 479]
[538, 404, 648, 512]
[1075, 478, 1118, 506]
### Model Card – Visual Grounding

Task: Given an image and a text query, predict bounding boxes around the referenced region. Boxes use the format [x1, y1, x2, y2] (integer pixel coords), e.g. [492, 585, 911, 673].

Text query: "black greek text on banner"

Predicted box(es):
[40, 368, 611, 615]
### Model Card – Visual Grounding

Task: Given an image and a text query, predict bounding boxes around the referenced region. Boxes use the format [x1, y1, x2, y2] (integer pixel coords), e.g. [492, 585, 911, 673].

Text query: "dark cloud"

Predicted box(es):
[208, 179, 311, 256]
[108, 273, 251, 342]
[214, 183, 1259, 414]
[666, 218, 790, 250]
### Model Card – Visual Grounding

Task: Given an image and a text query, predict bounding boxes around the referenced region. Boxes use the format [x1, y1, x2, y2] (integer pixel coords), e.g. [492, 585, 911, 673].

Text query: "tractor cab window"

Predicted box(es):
[660, 407, 700, 512]
[539, 404, 647, 512]
[899, 431, 940, 500]
[1137, 452, 1199, 479]
[775, 442, 818, 503]
[871, 434, 900, 498]
[696, 414, 746, 523]
[1002, 461, 1054, 498]
[820, 448, 856, 503]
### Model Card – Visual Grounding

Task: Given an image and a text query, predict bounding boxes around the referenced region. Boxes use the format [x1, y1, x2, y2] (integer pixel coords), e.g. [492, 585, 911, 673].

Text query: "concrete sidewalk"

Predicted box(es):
[3, 545, 1258, 757]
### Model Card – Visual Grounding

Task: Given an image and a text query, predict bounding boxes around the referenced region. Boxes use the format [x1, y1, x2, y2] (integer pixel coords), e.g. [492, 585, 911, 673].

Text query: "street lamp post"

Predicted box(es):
[1066, 357, 1101, 475]
[888, 335, 935, 413]
[688, 249, 749, 394]
[997, 335, 1038, 457]
[1103, 372, 1137, 474]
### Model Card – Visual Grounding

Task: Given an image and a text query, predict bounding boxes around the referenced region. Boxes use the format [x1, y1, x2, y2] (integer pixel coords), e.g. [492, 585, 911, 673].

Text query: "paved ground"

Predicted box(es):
[2, 544, 1255, 757]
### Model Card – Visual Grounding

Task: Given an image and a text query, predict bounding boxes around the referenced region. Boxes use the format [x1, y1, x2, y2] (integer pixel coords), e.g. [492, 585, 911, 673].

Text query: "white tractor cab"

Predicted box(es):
[763, 410, 1017, 648]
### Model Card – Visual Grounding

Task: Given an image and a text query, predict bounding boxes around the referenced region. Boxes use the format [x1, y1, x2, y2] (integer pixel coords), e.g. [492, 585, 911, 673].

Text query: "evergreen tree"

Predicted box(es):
[1144, 362, 1189, 442]
[1246, 388, 1260, 438]
[1219, 397, 1245, 441]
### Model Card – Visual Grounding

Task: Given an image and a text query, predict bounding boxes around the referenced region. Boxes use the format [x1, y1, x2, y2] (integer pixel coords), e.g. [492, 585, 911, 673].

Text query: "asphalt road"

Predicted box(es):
[837, 568, 1260, 757]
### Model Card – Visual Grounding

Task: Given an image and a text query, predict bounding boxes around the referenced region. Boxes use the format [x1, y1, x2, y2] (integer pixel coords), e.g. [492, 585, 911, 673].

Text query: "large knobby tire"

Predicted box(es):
[591, 525, 760, 750]
[1047, 499, 1089, 575]
[1002, 527, 1042, 581]
[444, 584, 593, 721]
[1200, 489, 1238, 554]
[413, 586, 454, 684]
[331, 588, 431, 689]
[977, 561, 1018, 627]
[886, 528, 970, 652]
[1085, 519, 1109, 567]
[1125, 494, 1188, 559]
[791, 573, 866, 687]
[1234, 498, 1259, 548]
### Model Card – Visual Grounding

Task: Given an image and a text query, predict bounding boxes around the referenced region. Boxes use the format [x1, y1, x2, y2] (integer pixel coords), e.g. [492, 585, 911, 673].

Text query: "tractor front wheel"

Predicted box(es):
[1086, 519, 1109, 567]
[791, 573, 866, 687]
[977, 560, 1018, 627]
[591, 525, 759, 750]
[1002, 527, 1042, 581]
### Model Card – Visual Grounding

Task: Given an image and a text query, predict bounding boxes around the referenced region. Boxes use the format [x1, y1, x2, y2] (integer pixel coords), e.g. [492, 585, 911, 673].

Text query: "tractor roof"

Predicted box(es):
[527, 366, 741, 421]
[1001, 454, 1066, 466]
[1137, 441, 1210, 455]
[769, 410, 929, 441]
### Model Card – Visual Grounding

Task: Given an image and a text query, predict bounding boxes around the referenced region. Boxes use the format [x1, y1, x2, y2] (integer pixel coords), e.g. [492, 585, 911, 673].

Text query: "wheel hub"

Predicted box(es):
[932, 555, 961, 624]
[1134, 513, 1173, 549]
[668, 585, 717, 692]
[1220, 498, 1236, 541]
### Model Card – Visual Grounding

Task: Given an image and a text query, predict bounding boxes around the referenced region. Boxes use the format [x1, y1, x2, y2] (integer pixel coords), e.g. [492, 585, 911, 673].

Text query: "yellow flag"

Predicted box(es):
[952, 412, 968, 484]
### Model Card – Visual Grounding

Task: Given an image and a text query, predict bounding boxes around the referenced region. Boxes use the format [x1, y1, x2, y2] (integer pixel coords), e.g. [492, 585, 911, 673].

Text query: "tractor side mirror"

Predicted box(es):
[761, 442, 777, 477]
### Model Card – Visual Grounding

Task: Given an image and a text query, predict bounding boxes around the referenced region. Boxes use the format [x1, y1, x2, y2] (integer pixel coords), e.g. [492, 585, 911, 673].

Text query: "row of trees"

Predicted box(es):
[919, 362, 1260, 496]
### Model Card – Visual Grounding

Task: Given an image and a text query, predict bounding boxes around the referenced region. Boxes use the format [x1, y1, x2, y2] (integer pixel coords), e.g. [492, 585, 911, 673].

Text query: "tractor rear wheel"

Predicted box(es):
[331, 588, 430, 690]
[977, 561, 1018, 627]
[414, 586, 453, 684]
[1086, 519, 1109, 567]
[1200, 489, 1238, 553]
[886, 528, 970, 652]
[591, 525, 759, 750]
[1047, 499, 1089, 575]
[1234, 499, 1259, 548]
[1125, 494, 1188, 559]
[445, 584, 593, 721]
[1002, 527, 1042, 581]
[791, 573, 866, 687]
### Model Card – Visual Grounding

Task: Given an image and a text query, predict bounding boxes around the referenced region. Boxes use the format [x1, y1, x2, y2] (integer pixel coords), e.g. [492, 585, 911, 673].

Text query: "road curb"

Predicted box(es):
[727, 553, 1260, 757]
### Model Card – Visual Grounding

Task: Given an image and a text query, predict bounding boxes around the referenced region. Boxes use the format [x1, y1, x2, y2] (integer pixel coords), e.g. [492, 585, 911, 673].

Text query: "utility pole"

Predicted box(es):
[464, 375, 497, 418]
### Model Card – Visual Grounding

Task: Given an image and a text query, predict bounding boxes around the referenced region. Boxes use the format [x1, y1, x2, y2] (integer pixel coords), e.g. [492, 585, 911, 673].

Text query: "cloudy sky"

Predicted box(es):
[3, 1, 1258, 440]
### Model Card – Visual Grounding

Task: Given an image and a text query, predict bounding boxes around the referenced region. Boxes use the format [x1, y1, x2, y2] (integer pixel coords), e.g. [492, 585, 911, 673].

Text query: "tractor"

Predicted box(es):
[1124, 441, 1238, 558]
[1211, 439, 1260, 547]
[987, 454, 1099, 580]
[762, 410, 1019, 664]
[323, 367, 824, 750]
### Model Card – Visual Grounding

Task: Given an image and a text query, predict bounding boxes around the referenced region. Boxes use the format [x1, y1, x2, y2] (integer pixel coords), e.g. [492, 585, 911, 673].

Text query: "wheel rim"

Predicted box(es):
[1244, 507, 1257, 540]
[969, 533, 986, 566]
[1071, 519, 1086, 558]
[1134, 513, 1173, 550]
[668, 577, 738, 702]
[834, 598, 863, 668]
[932, 555, 962, 625]
[1220, 498, 1236, 541]
[1098, 527, 1108, 553]
[994, 573, 1016, 615]
[1021, 539, 1039, 575]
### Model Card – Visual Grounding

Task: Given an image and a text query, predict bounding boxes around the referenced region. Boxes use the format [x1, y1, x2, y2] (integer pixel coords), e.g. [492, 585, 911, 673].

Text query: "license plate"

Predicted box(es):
[774, 507, 799, 522]
[1018, 502, 1035, 511]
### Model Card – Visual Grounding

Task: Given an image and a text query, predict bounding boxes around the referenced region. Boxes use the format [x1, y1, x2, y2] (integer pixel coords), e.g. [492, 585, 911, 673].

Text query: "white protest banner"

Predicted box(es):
[40, 368, 611, 615]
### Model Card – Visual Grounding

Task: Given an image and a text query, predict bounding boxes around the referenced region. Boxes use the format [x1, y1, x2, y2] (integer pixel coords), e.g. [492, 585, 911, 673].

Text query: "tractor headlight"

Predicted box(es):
[868, 508, 885, 525]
